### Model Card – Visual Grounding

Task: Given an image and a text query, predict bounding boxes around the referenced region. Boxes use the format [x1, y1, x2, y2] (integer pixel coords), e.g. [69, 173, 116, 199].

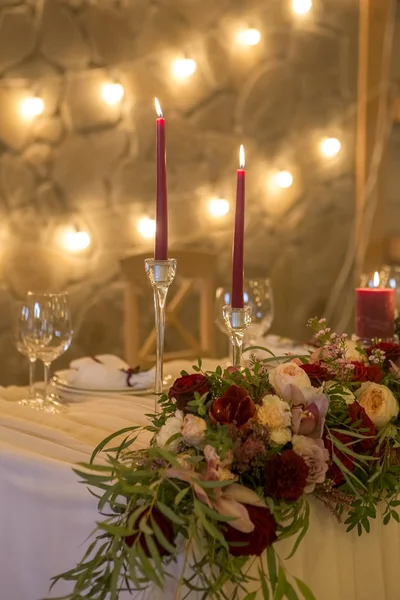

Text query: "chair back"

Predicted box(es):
[120, 250, 217, 367]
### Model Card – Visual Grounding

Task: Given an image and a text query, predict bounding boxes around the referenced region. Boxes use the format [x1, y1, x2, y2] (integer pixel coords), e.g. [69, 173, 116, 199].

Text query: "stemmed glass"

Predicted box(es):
[215, 278, 274, 352]
[14, 302, 38, 405]
[18, 292, 73, 413]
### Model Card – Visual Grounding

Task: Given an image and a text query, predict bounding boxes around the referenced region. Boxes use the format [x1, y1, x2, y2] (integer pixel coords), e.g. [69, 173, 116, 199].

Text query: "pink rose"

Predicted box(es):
[292, 435, 329, 493]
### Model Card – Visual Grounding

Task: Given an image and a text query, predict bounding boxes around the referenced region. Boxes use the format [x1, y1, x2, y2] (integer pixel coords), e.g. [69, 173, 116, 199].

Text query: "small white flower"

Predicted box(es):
[270, 427, 292, 446]
[156, 410, 184, 452]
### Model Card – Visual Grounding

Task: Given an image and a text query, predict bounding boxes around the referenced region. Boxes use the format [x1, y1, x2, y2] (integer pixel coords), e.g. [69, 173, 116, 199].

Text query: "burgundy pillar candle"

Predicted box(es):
[154, 98, 168, 260]
[355, 281, 395, 340]
[231, 145, 246, 309]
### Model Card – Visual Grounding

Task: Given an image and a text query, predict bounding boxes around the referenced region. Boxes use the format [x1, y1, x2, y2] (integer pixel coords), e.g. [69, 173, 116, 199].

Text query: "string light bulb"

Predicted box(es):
[172, 58, 197, 79]
[63, 229, 91, 252]
[208, 198, 230, 218]
[292, 0, 312, 15]
[236, 28, 261, 46]
[275, 170, 293, 189]
[20, 96, 44, 119]
[101, 82, 124, 105]
[137, 217, 156, 239]
[320, 137, 341, 158]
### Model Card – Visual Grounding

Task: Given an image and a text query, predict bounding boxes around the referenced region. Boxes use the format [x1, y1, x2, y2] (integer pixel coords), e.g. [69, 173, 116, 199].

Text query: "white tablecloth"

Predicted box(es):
[1, 355, 400, 600]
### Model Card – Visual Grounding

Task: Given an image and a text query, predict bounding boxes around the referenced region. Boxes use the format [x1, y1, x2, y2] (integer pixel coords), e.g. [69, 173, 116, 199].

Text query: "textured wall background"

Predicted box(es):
[0, 0, 361, 384]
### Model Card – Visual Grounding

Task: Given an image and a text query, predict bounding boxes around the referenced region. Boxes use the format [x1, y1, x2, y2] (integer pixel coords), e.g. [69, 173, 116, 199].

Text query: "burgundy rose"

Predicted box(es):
[368, 342, 400, 368]
[210, 385, 256, 430]
[350, 361, 368, 382]
[323, 431, 354, 486]
[264, 450, 309, 502]
[125, 508, 175, 556]
[299, 362, 331, 384]
[366, 364, 384, 383]
[223, 504, 277, 557]
[348, 402, 376, 453]
[168, 374, 210, 411]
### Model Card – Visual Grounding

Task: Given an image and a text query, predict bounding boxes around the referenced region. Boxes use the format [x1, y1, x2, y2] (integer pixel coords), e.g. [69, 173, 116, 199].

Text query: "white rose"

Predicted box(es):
[181, 414, 207, 446]
[270, 427, 292, 446]
[344, 340, 364, 362]
[156, 410, 184, 451]
[269, 361, 311, 401]
[355, 382, 399, 428]
[324, 381, 355, 405]
[257, 394, 291, 429]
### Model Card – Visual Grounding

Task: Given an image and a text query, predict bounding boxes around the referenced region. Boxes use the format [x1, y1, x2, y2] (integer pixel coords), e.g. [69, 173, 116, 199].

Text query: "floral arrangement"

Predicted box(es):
[49, 318, 400, 600]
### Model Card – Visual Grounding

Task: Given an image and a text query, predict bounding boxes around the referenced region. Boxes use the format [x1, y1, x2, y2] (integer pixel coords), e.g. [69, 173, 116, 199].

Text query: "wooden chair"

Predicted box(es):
[120, 250, 217, 367]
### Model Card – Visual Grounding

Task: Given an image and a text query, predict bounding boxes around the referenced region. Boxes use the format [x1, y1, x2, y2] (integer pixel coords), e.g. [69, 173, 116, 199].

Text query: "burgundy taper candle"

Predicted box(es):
[154, 98, 168, 260]
[231, 145, 246, 309]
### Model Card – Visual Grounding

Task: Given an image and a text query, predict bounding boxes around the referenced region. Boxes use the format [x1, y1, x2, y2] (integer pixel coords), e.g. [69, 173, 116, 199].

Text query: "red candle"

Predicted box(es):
[154, 98, 168, 260]
[231, 145, 246, 309]
[355, 275, 395, 339]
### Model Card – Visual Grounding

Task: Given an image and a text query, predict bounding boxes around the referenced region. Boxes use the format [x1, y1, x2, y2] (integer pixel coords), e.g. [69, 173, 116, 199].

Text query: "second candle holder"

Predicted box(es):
[223, 304, 252, 367]
[145, 258, 177, 411]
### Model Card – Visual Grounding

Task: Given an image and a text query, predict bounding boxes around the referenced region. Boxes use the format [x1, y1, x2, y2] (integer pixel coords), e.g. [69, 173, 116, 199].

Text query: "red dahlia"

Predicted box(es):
[348, 402, 376, 453]
[350, 361, 368, 382]
[223, 504, 277, 557]
[366, 364, 384, 383]
[264, 450, 308, 502]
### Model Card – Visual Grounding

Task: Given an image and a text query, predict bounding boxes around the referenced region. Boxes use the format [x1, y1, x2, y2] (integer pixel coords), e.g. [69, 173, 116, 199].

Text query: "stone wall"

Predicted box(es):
[0, 0, 360, 384]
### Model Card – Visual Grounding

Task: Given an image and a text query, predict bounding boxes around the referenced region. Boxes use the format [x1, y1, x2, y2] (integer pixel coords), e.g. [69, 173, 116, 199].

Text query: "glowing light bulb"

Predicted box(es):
[292, 0, 312, 15]
[137, 217, 156, 239]
[275, 170, 293, 189]
[373, 271, 380, 287]
[101, 82, 124, 105]
[172, 58, 197, 79]
[63, 230, 91, 252]
[20, 97, 44, 119]
[208, 198, 230, 217]
[236, 28, 261, 46]
[321, 137, 341, 158]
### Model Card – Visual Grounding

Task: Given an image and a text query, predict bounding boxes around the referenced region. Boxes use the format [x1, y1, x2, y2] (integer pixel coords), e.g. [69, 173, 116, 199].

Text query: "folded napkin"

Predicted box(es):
[57, 355, 155, 390]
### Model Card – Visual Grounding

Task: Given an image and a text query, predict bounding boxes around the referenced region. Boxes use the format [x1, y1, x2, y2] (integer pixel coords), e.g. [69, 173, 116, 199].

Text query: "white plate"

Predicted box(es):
[52, 383, 154, 398]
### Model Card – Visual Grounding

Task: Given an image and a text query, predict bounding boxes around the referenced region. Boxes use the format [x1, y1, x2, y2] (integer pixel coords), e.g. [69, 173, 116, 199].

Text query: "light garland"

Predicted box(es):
[236, 28, 262, 46]
[208, 198, 230, 217]
[275, 170, 294, 189]
[19, 96, 44, 119]
[292, 0, 313, 15]
[61, 229, 91, 253]
[101, 82, 124, 105]
[137, 217, 156, 239]
[320, 137, 341, 158]
[171, 58, 197, 79]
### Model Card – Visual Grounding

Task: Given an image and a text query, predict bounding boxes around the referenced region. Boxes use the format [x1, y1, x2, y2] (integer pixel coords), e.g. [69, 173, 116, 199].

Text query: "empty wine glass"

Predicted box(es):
[19, 292, 73, 413]
[14, 301, 38, 406]
[215, 279, 274, 352]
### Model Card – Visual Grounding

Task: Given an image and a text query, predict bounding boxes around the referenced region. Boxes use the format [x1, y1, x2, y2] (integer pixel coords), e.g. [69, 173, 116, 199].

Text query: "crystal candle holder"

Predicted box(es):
[222, 305, 252, 367]
[145, 258, 177, 411]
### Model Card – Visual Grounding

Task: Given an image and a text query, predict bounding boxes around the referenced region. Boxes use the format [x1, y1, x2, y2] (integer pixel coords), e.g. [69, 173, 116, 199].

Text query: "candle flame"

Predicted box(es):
[154, 97, 163, 118]
[239, 144, 245, 168]
[373, 271, 380, 287]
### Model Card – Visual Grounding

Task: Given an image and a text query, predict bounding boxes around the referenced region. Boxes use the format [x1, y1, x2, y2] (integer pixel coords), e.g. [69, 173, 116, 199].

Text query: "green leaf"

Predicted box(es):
[259, 567, 270, 600]
[156, 501, 185, 525]
[266, 546, 277, 591]
[150, 516, 177, 555]
[193, 499, 236, 522]
[286, 501, 309, 559]
[295, 578, 317, 600]
[274, 566, 287, 600]
[285, 582, 300, 600]
[89, 426, 141, 463]
[174, 486, 190, 506]
[243, 593, 257, 600]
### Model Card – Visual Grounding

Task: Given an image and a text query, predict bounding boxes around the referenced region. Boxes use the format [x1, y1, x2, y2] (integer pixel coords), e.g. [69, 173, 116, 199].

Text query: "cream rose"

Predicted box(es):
[270, 427, 292, 446]
[257, 394, 292, 429]
[344, 340, 364, 362]
[268, 361, 311, 401]
[355, 382, 399, 428]
[324, 381, 355, 405]
[181, 414, 207, 446]
[156, 410, 184, 451]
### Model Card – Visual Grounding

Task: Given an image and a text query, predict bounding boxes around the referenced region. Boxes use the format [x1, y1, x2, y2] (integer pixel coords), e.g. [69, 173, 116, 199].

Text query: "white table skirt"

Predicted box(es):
[1, 358, 400, 600]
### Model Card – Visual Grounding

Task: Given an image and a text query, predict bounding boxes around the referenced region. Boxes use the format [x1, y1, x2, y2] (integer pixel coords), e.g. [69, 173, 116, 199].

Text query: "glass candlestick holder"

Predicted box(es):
[222, 305, 252, 367]
[145, 258, 177, 411]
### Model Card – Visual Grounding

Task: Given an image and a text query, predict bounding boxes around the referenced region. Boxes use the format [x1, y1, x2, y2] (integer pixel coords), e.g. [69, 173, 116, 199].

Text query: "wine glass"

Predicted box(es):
[14, 301, 39, 406]
[215, 279, 274, 352]
[19, 292, 73, 413]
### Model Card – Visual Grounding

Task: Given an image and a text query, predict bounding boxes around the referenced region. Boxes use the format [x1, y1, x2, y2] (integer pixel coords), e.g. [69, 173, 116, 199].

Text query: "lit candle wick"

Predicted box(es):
[154, 97, 163, 118]
[239, 144, 245, 169]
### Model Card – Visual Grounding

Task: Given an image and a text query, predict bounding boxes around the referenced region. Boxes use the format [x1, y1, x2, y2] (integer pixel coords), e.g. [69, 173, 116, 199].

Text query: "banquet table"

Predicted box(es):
[1, 351, 400, 600]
